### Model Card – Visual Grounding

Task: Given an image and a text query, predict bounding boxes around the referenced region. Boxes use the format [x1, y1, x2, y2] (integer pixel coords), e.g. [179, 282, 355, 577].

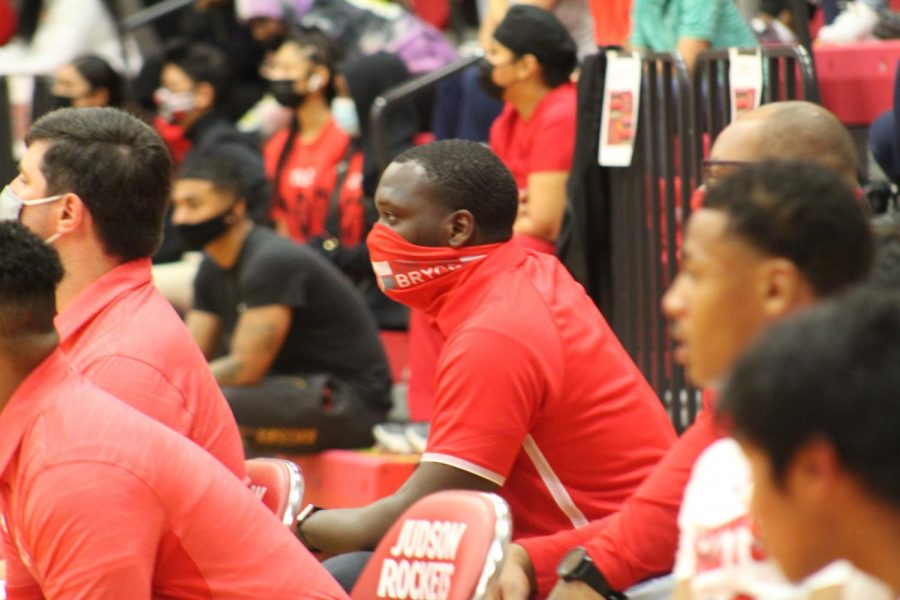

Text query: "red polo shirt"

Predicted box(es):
[421, 241, 676, 540]
[55, 259, 245, 479]
[489, 82, 577, 191]
[518, 391, 723, 597]
[0, 350, 348, 599]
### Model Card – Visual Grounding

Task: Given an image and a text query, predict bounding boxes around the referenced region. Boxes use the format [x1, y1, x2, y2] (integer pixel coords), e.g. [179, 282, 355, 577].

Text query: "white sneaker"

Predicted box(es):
[818, 1, 880, 43]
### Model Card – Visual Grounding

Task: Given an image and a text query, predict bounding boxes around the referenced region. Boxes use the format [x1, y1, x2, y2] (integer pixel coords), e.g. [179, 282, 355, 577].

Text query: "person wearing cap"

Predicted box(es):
[483, 4, 578, 254]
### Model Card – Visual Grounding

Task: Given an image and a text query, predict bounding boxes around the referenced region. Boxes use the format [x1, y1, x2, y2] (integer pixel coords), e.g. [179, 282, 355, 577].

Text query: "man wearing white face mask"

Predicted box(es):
[3, 107, 248, 484]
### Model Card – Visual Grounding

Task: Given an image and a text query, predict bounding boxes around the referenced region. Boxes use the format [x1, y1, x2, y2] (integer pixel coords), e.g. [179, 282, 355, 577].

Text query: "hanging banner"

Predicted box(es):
[598, 50, 642, 167]
[728, 48, 763, 122]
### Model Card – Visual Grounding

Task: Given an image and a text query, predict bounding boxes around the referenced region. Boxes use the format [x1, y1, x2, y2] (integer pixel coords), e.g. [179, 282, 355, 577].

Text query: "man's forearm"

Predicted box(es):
[300, 495, 408, 554]
[209, 355, 249, 386]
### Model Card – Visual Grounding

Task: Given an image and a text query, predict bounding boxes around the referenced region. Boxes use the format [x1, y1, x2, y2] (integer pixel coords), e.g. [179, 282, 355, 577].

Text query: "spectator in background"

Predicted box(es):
[332, 51, 418, 330]
[152, 41, 270, 311]
[234, 0, 456, 75]
[0, 0, 141, 77]
[630, 0, 757, 73]
[588, 0, 631, 46]
[262, 30, 352, 242]
[485, 5, 578, 253]
[2, 107, 246, 479]
[50, 54, 124, 109]
[174, 156, 392, 453]
[0, 221, 349, 600]
[718, 287, 900, 596]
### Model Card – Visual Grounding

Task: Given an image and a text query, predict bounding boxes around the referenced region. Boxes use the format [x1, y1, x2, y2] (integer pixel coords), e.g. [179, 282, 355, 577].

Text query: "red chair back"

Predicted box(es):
[351, 491, 511, 600]
[245, 458, 304, 527]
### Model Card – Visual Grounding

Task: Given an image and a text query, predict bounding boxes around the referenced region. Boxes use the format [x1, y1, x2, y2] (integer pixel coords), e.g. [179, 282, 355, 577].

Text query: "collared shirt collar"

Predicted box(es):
[0, 349, 72, 478]
[55, 259, 153, 342]
[432, 239, 527, 338]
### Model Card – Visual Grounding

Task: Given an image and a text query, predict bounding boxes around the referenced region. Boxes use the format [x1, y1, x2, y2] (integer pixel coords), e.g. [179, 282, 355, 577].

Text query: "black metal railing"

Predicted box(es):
[597, 46, 818, 430]
[370, 50, 482, 172]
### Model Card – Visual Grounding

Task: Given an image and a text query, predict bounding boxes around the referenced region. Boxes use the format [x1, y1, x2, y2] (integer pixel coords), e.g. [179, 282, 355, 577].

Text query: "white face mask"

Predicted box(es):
[332, 97, 360, 137]
[154, 87, 196, 124]
[0, 185, 66, 244]
[0, 185, 65, 222]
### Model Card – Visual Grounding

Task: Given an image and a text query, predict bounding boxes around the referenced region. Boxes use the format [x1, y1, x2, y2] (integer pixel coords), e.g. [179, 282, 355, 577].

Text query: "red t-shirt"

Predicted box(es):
[421, 241, 676, 540]
[519, 390, 723, 596]
[591, 0, 632, 46]
[264, 119, 365, 245]
[55, 259, 246, 480]
[489, 82, 577, 191]
[0, 350, 347, 599]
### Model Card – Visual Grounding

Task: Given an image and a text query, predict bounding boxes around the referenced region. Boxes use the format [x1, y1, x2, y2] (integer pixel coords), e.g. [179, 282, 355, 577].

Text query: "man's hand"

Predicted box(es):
[485, 543, 536, 599]
[548, 580, 606, 599]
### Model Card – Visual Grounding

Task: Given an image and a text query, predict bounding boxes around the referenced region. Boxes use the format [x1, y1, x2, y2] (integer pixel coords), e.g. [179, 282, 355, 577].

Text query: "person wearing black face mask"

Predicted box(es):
[51, 55, 124, 110]
[173, 155, 392, 455]
[484, 5, 578, 256]
[261, 30, 355, 245]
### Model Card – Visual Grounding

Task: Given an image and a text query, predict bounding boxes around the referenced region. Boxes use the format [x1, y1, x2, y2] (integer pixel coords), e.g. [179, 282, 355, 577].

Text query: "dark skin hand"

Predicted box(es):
[300, 462, 498, 554]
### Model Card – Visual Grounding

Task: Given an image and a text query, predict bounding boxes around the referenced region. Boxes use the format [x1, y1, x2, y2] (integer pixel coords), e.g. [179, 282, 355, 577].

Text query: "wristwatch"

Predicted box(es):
[294, 503, 324, 552]
[557, 547, 628, 599]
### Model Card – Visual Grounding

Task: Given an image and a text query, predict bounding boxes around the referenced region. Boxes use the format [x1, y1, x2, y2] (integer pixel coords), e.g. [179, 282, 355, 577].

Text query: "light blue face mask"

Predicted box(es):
[0, 185, 66, 243]
[332, 97, 361, 138]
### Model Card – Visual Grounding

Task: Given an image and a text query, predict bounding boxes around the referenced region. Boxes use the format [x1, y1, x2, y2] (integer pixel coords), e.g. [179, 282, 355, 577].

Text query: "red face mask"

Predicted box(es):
[366, 223, 503, 313]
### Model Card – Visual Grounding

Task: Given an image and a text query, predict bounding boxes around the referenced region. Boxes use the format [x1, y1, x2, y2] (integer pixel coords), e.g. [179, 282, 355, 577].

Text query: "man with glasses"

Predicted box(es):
[489, 100, 864, 600]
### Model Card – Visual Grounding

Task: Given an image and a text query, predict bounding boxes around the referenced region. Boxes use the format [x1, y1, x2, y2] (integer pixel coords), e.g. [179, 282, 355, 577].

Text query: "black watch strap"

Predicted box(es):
[294, 503, 324, 552]
[557, 547, 628, 599]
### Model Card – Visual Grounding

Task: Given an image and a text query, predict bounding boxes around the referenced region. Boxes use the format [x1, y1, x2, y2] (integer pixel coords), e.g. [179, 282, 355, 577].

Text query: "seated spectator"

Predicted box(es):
[152, 41, 270, 311]
[174, 156, 392, 453]
[333, 51, 418, 330]
[0, 221, 349, 599]
[491, 101, 870, 600]
[50, 54, 124, 109]
[235, 0, 456, 75]
[298, 140, 675, 580]
[480, 0, 595, 60]
[719, 286, 900, 595]
[5, 107, 245, 479]
[485, 5, 578, 253]
[262, 30, 355, 242]
[630, 0, 757, 73]
[0, 0, 141, 77]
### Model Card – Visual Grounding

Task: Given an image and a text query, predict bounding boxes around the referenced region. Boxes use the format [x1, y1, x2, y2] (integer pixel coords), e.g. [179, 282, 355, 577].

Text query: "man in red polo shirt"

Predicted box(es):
[297, 140, 675, 588]
[0, 221, 348, 599]
[2, 107, 245, 479]
[483, 5, 577, 254]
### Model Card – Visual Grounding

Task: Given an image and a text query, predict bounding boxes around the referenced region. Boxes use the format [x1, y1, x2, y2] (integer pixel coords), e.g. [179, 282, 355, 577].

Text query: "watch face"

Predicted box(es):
[557, 547, 588, 578]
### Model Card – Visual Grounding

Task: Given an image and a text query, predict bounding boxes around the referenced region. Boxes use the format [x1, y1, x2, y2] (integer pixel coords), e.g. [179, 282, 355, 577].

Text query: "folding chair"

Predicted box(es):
[351, 490, 512, 600]
[245, 458, 304, 528]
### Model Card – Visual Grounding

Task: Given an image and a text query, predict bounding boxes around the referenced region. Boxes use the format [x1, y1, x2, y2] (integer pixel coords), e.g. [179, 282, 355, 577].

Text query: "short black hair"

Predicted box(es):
[392, 140, 518, 241]
[26, 107, 173, 261]
[720, 286, 900, 508]
[163, 41, 232, 105]
[178, 155, 245, 201]
[703, 160, 873, 296]
[280, 28, 339, 103]
[0, 221, 63, 343]
[72, 54, 124, 107]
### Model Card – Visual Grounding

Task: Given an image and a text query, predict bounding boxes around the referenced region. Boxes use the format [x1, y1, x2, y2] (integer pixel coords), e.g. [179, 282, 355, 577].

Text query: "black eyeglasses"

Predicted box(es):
[702, 159, 755, 186]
